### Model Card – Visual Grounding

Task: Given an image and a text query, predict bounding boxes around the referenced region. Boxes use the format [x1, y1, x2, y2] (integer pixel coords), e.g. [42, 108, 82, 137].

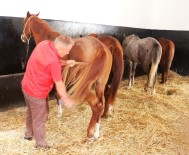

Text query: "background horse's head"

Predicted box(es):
[21, 11, 39, 43]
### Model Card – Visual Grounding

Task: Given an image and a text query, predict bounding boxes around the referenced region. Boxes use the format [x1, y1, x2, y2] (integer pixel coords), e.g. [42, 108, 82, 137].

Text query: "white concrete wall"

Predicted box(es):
[0, 0, 189, 31]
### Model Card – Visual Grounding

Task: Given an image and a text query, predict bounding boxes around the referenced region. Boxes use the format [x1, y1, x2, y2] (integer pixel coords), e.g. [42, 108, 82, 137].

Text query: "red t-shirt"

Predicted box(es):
[22, 40, 62, 98]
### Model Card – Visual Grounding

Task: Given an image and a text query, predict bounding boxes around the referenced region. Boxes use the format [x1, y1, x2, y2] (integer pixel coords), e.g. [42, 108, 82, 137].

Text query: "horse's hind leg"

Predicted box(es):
[127, 61, 132, 89]
[164, 59, 173, 83]
[164, 70, 169, 83]
[102, 85, 112, 118]
[142, 64, 150, 92]
[131, 62, 137, 85]
[85, 87, 104, 140]
[160, 65, 165, 84]
[161, 70, 165, 83]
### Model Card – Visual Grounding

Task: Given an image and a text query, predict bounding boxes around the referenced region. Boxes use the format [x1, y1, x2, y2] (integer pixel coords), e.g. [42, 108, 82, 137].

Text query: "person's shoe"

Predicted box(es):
[24, 136, 33, 141]
[35, 145, 51, 149]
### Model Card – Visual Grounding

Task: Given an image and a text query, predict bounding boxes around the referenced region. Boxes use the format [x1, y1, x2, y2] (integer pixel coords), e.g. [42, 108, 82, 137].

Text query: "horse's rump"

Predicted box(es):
[157, 38, 175, 83]
[63, 36, 112, 102]
[158, 38, 175, 69]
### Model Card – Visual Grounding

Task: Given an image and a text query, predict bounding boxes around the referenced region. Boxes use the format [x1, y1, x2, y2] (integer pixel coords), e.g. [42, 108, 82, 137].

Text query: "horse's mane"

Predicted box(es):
[35, 16, 59, 33]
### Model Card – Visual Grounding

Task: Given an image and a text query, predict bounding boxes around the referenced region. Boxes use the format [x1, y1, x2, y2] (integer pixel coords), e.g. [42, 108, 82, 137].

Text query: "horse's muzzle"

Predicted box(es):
[21, 34, 27, 43]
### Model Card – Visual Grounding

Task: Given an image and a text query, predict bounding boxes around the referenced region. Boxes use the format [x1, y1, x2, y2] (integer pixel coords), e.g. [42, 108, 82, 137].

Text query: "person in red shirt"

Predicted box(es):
[22, 35, 75, 149]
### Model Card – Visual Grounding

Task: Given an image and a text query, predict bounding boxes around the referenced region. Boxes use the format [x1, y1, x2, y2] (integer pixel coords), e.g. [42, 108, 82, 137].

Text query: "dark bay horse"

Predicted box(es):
[122, 34, 162, 94]
[157, 37, 175, 83]
[21, 11, 112, 140]
[85, 33, 124, 117]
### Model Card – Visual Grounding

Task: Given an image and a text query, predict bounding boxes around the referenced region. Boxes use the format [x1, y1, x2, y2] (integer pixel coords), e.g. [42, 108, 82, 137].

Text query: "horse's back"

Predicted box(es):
[98, 36, 123, 55]
[69, 36, 105, 62]
[139, 37, 162, 55]
[98, 36, 115, 47]
[140, 37, 161, 48]
[125, 36, 161, 65]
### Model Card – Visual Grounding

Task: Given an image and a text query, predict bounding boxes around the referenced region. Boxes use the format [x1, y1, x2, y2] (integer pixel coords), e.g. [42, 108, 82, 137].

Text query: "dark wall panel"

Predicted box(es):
[0, 17, 34, 75]
[151, 30, 189, 75]
[0, 73, 24, 108]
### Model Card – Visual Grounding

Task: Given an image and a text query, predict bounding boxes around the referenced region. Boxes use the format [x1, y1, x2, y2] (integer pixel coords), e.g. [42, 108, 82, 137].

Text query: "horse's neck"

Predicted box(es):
[32, 19, 60, 44]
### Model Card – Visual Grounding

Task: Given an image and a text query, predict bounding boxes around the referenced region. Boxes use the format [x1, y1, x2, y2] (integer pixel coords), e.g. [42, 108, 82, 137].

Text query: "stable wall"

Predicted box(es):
[1, 16, 189, 108]
[1, 0, 189, 107]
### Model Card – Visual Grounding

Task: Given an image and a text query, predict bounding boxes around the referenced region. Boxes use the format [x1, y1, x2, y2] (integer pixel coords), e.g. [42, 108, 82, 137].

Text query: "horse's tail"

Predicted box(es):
[164, 41, 175, 76]
[148, 42, 162, 87]
[63, 50, 108, 102]
[105, 42, 124, 104]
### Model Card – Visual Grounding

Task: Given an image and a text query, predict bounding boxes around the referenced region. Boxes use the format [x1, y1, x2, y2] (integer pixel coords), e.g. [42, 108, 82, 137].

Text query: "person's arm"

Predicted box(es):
[55, 80, 75, 108]
[60, 59, 76, 67]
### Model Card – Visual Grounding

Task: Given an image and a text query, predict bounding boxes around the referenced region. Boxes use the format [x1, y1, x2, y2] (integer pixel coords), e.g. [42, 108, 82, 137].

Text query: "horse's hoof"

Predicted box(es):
[57, 113, 62, 118]
[160, 81, 164, 84]
[94, 132, 99, 139]
[101, 113, 109, 118]
[83, 136, 97, 143]
[152, 91, 156, 95]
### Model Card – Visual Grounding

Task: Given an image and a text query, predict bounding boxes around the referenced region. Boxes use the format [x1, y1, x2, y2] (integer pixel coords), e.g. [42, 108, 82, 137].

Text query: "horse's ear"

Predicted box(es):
[36, 12, 40, 16]
[27, 11, 31, 17]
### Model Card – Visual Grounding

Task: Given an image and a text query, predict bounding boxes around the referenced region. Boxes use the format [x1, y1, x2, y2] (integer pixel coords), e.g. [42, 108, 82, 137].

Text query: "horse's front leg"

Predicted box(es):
[55, 92, 63, 117]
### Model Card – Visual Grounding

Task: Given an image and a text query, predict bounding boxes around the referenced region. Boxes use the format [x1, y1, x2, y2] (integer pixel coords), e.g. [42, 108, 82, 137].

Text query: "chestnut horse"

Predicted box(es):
[157, 37, 175, 83]
[85, 33, 124, 117]
[122, 34, 162, 95]
[21, 12, 112, 140]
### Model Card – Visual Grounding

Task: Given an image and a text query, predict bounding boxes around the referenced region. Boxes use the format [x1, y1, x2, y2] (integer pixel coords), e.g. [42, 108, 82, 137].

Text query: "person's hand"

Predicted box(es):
[66, 60, 76, 67]
[60, 60, 67, 66]
[62, 96, 76, 108]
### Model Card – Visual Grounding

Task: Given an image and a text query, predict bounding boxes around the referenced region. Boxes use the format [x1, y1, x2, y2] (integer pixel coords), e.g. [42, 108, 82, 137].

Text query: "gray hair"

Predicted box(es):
[54, 35, 74, 47]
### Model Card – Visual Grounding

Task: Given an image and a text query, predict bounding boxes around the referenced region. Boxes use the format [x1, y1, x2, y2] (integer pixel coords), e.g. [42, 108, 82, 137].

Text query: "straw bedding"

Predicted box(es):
[0, 71, 189, 155]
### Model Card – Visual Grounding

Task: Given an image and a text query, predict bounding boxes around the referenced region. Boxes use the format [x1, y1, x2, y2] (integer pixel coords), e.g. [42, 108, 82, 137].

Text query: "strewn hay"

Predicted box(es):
[0, 71, 189, 155]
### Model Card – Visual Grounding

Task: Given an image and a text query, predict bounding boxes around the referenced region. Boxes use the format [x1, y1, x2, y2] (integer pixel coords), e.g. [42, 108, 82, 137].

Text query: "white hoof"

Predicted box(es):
[152, 89, 156, 95]
[109, 105, 113, 116]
